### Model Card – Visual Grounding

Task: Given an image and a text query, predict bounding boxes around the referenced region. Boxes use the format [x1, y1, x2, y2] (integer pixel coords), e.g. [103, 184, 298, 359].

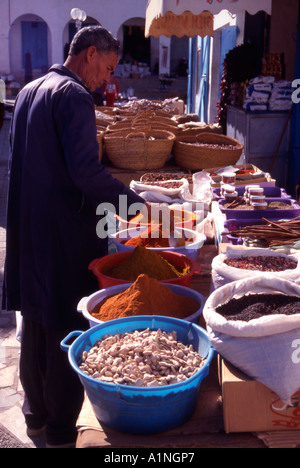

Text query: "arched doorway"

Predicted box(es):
[9, 14, 50, 81]
[63, 16, 100, 60]
[121, 18, 150, 65]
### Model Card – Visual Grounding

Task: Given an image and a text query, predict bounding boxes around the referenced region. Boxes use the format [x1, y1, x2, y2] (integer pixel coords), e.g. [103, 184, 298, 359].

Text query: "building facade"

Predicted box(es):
[0, 0, 146, 78]
[0, 0, 190, 82]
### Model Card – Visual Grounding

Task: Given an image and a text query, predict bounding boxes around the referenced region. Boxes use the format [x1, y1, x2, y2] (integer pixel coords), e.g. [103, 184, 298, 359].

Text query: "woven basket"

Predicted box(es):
[174, 132, 243, 170]
[104, 129, 175, 170]
[106, 121, 134, 133]
[132, 120, 178, 135]
[176, 125, 222, 140]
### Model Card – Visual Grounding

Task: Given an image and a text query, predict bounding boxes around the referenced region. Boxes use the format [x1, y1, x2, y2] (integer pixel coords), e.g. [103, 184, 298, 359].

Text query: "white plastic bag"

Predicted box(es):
[203, 276, 300, 403]
[192, 171, 213, 204]
[211, 247, 300, 291]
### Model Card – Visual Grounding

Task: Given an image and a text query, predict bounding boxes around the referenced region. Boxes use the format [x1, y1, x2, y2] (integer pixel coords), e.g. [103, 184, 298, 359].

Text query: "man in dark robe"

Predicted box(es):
[2, 26, 147, 448]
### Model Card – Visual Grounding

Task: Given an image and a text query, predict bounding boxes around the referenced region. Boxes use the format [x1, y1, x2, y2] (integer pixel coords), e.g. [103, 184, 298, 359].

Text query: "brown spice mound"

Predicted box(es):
[102, 246, 190, 281]
[216, 293, 300, 322]
[91, 274, 199, 321]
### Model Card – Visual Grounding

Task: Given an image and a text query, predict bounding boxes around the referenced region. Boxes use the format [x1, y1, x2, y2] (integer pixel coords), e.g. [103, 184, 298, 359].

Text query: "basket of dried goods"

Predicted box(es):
[95, 108, 116, 127]
[132, 113, 178, 135]
[106, 119, 134, 133]
[104, 129, 175, 170]
[173, 132, 243, 170]
[176, 123, 223, 140]
[61, 315, 215, 434]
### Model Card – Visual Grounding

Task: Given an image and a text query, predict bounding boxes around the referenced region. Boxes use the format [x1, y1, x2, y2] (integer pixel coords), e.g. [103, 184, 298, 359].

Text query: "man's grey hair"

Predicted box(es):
[69, 26, 120, 56]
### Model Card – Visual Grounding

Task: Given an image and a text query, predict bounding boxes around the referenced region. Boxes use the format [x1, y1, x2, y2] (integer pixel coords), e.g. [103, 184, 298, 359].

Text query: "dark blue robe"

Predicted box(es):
[2, 64, 145, 330]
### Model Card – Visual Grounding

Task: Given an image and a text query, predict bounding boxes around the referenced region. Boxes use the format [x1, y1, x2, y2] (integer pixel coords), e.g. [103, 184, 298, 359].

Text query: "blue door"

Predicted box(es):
[187, 35, 210, 122]
[197, 35, 211, 122]
[187, 26, 238, 122]
[21, 21, 48, 70]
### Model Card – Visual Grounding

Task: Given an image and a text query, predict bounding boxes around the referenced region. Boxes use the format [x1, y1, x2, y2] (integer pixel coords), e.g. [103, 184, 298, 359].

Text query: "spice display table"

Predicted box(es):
[75, 251, 266, 448]
[75, 243, 300, 448]
[75, 154, 300, 448]
[75, 244, 299, 448]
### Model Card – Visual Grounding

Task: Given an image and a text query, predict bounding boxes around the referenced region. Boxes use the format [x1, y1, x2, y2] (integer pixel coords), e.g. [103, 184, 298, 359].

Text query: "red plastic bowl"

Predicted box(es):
[89, 250, 201, 289]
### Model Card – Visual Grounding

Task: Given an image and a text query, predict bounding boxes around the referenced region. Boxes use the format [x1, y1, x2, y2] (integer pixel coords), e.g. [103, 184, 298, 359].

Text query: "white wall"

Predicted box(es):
[0, 0, 148, 77]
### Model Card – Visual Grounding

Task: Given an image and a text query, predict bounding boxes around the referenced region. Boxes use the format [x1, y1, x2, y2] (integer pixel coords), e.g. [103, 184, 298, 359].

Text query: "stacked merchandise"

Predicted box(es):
[269, 80, 294, 111]
[243, 76, 293, 112]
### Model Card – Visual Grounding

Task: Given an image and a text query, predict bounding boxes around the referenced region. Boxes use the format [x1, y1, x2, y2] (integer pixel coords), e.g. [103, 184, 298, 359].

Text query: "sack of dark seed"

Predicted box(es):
[203, 276, 300, 404]
[211, 247, 300, 291]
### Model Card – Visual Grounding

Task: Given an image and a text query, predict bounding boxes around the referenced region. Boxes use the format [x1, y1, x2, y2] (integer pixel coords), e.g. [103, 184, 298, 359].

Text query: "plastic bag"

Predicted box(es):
[203, 276, 300, 403]
[211, 247, 300, 291]
[192, 171, 213, 204]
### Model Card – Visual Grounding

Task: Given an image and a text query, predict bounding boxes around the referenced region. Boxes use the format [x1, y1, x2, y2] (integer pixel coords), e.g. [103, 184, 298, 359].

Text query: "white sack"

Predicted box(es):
[203, 276, 300, 403]
[130, 178, 190, 204]
[211, 247, 300, 291]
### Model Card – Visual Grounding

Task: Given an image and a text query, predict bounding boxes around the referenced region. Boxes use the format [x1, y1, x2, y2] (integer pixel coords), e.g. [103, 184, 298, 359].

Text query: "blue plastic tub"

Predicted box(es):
[61, 316, 215, 435]
[77, 282, 207, 327]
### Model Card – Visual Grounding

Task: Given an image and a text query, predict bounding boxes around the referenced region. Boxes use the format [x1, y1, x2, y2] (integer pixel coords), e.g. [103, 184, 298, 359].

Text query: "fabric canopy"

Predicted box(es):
[145, 0, 272, 37]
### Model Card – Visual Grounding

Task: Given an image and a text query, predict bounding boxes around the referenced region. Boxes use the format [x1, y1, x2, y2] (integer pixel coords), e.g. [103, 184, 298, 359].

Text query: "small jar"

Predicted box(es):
[248, 187, 264, 197]
[220, 183, 235, 197]
[244, 185, 260, 196]
[224, 191, 238, 202]
[250, 195, 266, 204]
[252, 202, 268, 210]
[222, 172, 236, 185]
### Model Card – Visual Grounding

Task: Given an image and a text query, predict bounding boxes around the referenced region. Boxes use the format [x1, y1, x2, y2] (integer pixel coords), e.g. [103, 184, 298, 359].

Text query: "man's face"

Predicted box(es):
[85, 48, 118, 92]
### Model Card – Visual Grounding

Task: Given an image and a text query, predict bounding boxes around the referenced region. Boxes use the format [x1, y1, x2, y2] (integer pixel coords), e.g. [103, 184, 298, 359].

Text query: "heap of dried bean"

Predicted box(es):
[225, 217, 300, 247]
[216, 293, 300, 322]
[224, 255, 297, 272]
[79, 328, 205, 387]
